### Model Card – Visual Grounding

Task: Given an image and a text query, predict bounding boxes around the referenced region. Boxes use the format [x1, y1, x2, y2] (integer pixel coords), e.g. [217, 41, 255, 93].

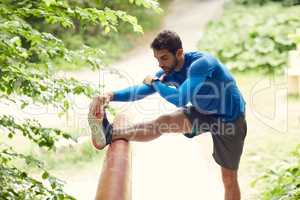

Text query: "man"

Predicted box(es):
[88, 30, 247, 200]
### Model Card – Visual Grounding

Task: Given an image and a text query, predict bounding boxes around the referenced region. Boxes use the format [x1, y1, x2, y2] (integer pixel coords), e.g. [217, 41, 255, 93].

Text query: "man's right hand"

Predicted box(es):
[89, 92, 113, 119]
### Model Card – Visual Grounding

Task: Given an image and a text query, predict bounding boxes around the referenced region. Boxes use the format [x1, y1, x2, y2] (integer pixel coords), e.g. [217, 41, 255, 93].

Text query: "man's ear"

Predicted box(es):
[176, 48, 183, 58]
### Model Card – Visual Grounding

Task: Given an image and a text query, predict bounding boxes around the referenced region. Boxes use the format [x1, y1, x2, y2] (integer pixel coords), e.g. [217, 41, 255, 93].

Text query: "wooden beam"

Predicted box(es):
[95, 114, 131, 200]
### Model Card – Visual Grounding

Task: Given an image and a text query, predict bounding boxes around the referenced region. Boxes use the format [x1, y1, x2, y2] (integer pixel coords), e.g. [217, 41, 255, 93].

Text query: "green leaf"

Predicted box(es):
[42, 171, 49, 179]
[20, 172, 28, 179]
[254, 37, 275, 53]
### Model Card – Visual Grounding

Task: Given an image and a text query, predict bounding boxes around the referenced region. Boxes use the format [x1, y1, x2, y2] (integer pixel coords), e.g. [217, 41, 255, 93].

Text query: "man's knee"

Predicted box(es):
[221, 168, 238, 187]
[155, 114, 172, 124]
[154, 114, 173, 134]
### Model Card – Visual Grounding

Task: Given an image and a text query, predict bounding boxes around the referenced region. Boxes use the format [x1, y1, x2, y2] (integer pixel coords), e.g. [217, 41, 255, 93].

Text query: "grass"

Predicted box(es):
[29, 140, 105, 170]
[233, 72, 300, 199]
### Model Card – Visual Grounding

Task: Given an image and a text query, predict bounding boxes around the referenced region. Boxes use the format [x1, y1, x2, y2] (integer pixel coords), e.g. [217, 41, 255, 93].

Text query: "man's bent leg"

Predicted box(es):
[112, 110, 192, 142]
[221, 167, 241, 200]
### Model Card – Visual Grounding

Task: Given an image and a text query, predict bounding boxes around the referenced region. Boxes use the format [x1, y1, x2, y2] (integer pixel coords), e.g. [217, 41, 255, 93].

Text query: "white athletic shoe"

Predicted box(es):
[88, 111, 112, 150]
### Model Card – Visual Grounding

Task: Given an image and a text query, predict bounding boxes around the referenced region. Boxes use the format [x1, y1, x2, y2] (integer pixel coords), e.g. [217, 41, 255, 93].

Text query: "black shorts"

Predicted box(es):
[182, 106, 247, 170]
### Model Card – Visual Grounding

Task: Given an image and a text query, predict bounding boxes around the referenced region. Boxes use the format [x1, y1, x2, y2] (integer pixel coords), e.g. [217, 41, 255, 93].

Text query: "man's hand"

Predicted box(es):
[143, 75, 156, 86]
[89, 92, 113, 119]
[143, 74, 167, 86]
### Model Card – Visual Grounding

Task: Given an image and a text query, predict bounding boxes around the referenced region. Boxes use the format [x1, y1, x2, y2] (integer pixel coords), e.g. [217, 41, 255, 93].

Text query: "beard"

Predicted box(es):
[164, 57, 179, 74]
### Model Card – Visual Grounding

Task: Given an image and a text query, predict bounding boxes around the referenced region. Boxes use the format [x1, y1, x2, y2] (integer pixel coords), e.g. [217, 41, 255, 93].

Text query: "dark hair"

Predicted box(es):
[150, 30, 182, 55]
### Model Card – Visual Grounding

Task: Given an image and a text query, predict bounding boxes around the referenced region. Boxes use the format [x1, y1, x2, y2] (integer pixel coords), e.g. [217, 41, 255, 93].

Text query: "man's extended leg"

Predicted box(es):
[221, 167, 240, 200]
[112, 110, 192, 142]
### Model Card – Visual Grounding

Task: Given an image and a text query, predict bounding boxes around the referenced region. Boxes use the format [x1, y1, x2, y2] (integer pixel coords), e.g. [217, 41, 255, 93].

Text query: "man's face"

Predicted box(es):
[153, 49, 177, 75]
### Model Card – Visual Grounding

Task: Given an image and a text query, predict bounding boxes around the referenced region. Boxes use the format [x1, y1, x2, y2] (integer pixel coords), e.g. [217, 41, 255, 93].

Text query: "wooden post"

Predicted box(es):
[95, 114, 132, 200]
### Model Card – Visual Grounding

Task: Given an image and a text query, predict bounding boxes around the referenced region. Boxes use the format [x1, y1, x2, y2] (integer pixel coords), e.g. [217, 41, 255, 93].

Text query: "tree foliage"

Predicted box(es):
[0, 0, 161, 198]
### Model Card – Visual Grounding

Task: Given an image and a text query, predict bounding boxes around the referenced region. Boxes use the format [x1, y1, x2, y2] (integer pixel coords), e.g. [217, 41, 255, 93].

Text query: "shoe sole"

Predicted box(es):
[88, 115, 107, 150]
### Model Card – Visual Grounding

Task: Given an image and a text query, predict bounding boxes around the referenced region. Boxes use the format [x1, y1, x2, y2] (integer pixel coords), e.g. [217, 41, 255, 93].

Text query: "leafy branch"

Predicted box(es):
[0, 0, 162, 198]
[0, 146, 75, 199]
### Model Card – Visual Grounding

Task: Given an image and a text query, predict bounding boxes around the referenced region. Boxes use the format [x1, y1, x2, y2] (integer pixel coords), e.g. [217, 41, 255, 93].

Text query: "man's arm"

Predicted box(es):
[89, 83, 156, 118]
[89, 69, 164, 117]
[152, 77, 205, 107]
[109, 69, 165, 102]
[152, 58, 211, 107]
[112, 84, 156, 101]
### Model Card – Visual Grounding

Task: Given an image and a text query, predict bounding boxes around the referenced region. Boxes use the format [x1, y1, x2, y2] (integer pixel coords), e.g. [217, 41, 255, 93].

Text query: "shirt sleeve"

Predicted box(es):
[152, 58, 210, 107]
[152, 77, 205, 107]
[112, 84, 156, 101]
[112, 70, 164, 102]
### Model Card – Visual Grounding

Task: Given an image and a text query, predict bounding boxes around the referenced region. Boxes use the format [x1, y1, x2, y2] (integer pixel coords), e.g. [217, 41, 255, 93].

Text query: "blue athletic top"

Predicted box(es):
[112, 51, 245, 122]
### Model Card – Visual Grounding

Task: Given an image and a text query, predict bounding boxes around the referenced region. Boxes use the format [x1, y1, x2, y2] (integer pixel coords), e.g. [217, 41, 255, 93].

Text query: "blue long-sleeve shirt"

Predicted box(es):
[112, 51, 245, 122]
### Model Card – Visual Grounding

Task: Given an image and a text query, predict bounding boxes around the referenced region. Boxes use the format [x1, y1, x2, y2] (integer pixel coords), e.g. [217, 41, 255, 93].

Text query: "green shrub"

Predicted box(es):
[253, 144, 300, 200]
[289, 28, 300, 48]
[198, 3, 300, 75]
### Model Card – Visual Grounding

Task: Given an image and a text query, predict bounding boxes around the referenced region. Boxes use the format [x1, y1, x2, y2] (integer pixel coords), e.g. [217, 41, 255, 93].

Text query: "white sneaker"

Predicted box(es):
[88, 111, 112, 150]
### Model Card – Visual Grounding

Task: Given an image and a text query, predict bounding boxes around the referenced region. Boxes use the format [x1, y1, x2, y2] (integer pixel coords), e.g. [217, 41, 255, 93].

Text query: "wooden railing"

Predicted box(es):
[95, 114, 132, 200]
